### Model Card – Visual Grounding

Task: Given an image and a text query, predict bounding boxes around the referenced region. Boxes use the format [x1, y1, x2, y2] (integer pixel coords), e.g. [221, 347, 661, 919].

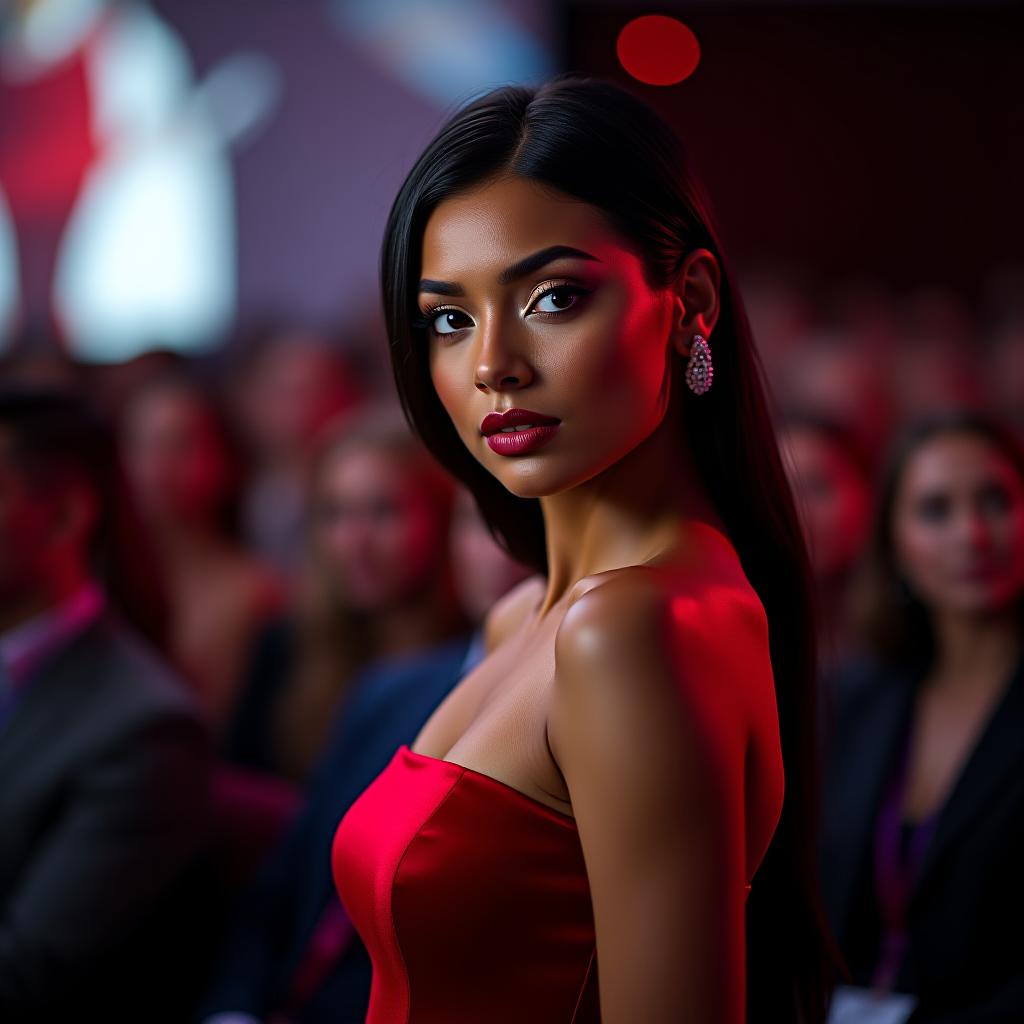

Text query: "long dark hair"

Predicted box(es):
[854, 409, 1024, 671]
[380, 74, 836, 1022]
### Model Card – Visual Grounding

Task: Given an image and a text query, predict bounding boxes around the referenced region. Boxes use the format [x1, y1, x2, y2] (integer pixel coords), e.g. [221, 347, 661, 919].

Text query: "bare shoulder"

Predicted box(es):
[551, 563, 772, 750]
[554, 567, 668, 664]
[482, 573, 547, 654]
[555, 562, 770, 682]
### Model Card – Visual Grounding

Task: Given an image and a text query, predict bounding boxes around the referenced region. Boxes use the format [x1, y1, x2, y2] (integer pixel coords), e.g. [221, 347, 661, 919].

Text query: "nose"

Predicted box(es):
[474, 317, 534, 393]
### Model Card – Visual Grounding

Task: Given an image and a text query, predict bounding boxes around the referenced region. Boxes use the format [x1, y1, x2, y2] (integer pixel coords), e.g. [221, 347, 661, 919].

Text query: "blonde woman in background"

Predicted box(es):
[228, 405, 471, 781]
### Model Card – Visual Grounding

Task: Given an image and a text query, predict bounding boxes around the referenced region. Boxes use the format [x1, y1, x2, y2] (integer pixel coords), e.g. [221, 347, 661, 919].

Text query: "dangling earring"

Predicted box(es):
[685, 334, 713, 395]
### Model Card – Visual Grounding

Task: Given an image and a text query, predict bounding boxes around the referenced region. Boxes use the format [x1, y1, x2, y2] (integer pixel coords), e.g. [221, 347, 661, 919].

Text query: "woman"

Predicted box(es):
[119, 369, 285, 735]
[820, 411, 1024, 1021]
[779, 411, 874, 672]
[332, 75, 836, 1023]
[227, 323, 365, 575]
[228, 404, 473, 781]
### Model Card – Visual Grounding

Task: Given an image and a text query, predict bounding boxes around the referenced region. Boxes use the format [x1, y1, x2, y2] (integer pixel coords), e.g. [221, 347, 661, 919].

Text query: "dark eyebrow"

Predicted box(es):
[418, 245, 601, 296]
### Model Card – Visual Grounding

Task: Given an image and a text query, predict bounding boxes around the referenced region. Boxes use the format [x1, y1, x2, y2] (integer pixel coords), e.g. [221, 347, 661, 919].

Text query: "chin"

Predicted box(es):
[496, 474, 554, 500]
[496, 463, 604, 501]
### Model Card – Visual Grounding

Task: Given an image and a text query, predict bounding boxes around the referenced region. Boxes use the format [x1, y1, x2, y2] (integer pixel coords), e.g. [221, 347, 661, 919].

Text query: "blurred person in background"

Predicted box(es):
[0, 330, 85, 392]
[887, 288, 986, 427]
[778, 328, 895, 467]
[199, 435, 530, 1024]
[738, 266, 818, 389]
[985, 313, 1024, 443]
[227, 326, 364, 576]
[779, 412, 874, 673]
[119, 368, 286, 738]
[448, 483, 533, 641]
[820, 410, 1024, 1022]
[0, 389, 212, 1022]
[227, 404, 471, 782]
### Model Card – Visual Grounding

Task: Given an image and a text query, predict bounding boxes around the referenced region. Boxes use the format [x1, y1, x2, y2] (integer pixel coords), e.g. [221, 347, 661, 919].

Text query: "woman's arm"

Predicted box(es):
[549, 572, 752, 1024]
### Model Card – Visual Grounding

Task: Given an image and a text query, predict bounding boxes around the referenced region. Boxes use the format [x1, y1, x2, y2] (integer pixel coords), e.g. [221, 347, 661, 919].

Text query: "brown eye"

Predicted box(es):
[531, 285, 589, 314]
[432, 309, 473, 335]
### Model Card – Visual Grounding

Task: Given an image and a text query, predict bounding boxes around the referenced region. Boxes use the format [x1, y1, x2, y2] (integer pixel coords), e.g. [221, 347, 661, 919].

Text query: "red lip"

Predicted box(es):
[480, 407, 560, 436]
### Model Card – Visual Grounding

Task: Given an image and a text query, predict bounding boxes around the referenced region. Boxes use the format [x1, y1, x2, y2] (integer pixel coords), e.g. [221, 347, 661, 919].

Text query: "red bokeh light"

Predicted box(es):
[616, 15, 701, 86]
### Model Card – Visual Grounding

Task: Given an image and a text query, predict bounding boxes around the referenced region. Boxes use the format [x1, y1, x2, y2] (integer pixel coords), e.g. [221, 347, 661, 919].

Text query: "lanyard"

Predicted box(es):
[870, 737, 939, 991]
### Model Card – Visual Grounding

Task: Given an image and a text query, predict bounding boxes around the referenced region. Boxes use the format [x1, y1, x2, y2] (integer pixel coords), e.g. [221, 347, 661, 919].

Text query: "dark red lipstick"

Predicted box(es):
[480, 408, 561, 456]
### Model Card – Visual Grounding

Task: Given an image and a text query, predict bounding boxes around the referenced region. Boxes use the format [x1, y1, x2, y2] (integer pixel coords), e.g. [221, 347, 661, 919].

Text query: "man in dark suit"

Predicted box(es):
[0, 390, 213, 1022]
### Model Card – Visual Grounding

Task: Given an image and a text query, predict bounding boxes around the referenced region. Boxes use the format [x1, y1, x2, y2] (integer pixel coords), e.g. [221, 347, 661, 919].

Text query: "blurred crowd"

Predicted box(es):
[0, 262, 1022, 1022]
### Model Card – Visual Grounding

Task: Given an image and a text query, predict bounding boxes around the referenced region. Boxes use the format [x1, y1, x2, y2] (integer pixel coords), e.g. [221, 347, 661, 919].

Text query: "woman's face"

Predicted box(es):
[122, 387, 230, 527]
[313, 447, 446, 610]
[781, 427, 872, 582]
[891, 431, 1024, 617]
[418, 174, 685, 499]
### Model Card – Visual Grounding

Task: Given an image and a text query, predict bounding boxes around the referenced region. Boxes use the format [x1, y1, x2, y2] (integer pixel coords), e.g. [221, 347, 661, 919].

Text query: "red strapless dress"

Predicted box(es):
[332, 743, 754, 1022]
[331, 744, 598, 1023]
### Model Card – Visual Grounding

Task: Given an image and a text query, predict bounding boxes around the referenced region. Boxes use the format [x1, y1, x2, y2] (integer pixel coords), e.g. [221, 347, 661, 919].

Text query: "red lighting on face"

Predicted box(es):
[616, 15, 701, 86]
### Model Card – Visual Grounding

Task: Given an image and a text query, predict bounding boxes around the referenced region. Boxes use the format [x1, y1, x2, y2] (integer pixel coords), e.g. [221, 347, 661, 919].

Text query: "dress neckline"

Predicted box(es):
[401, 745, 578, 826]
[399, 746, 753, 899]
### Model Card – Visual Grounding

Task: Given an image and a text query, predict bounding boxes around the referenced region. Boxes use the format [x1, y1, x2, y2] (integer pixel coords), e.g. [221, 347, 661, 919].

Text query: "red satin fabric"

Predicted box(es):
[332, 743, 753, 1022]
[331, 744, 598, 1023]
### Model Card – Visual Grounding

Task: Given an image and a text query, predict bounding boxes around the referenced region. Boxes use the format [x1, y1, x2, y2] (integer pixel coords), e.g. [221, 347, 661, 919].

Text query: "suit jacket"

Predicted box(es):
[819, 653, 1024, 1023]
[0, 611, 213, 1022]
[199, 631, 478, 1024]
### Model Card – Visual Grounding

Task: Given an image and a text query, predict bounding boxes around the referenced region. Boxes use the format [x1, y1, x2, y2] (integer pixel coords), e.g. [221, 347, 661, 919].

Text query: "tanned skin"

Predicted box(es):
[409, 174, 785, 1023]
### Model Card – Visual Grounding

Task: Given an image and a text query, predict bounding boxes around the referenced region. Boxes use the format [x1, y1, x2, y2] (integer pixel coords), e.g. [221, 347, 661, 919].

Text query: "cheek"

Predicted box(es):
[545, 288, 670, 424]
[893, 515, 948, 591]
[994, 505, 1024, 586]
[430, 354, 478, 444]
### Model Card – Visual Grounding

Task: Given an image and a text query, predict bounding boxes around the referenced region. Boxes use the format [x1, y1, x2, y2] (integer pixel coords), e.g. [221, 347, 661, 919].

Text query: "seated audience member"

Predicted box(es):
[779, 412, 874, 672]
[226, 405, 471, 781]
[820, 410, 1024, 1022]
[198, 484, 531, 1024]
[226, 326, 365, 576]
[0, 390, 213, 1023]
[119, 369, 286, 738]
[448, 483, 533, 636]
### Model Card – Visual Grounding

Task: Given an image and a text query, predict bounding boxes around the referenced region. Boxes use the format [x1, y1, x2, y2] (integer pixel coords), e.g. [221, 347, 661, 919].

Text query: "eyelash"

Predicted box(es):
[412, 280, 592, 339]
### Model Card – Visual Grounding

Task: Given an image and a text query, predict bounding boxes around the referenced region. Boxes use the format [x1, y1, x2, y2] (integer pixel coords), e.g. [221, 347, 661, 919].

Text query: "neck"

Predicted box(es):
[537, 400, 722, 616]
[927, 604, 1021, 696]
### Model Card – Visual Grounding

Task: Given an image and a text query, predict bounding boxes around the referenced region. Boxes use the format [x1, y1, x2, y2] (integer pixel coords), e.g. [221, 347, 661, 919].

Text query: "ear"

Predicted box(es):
[668, 248, 721, 358]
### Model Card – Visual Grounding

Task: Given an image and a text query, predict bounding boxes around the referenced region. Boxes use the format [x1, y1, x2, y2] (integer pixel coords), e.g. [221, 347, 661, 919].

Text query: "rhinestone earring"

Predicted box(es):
[685, 334, 713, 395]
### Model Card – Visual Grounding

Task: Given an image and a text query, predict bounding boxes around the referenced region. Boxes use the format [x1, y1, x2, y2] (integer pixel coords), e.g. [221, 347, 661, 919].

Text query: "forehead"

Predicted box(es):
[420, 175, 622, 277]
[902, 433, 1022, 492]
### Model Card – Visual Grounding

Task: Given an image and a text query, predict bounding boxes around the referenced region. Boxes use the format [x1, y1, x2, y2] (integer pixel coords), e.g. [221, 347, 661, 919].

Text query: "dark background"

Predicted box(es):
[564, 3, 1024, 302]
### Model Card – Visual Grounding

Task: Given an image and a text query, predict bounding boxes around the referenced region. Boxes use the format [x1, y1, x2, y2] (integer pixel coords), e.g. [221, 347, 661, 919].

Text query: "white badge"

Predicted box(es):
[826, 985, 918, 1024]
